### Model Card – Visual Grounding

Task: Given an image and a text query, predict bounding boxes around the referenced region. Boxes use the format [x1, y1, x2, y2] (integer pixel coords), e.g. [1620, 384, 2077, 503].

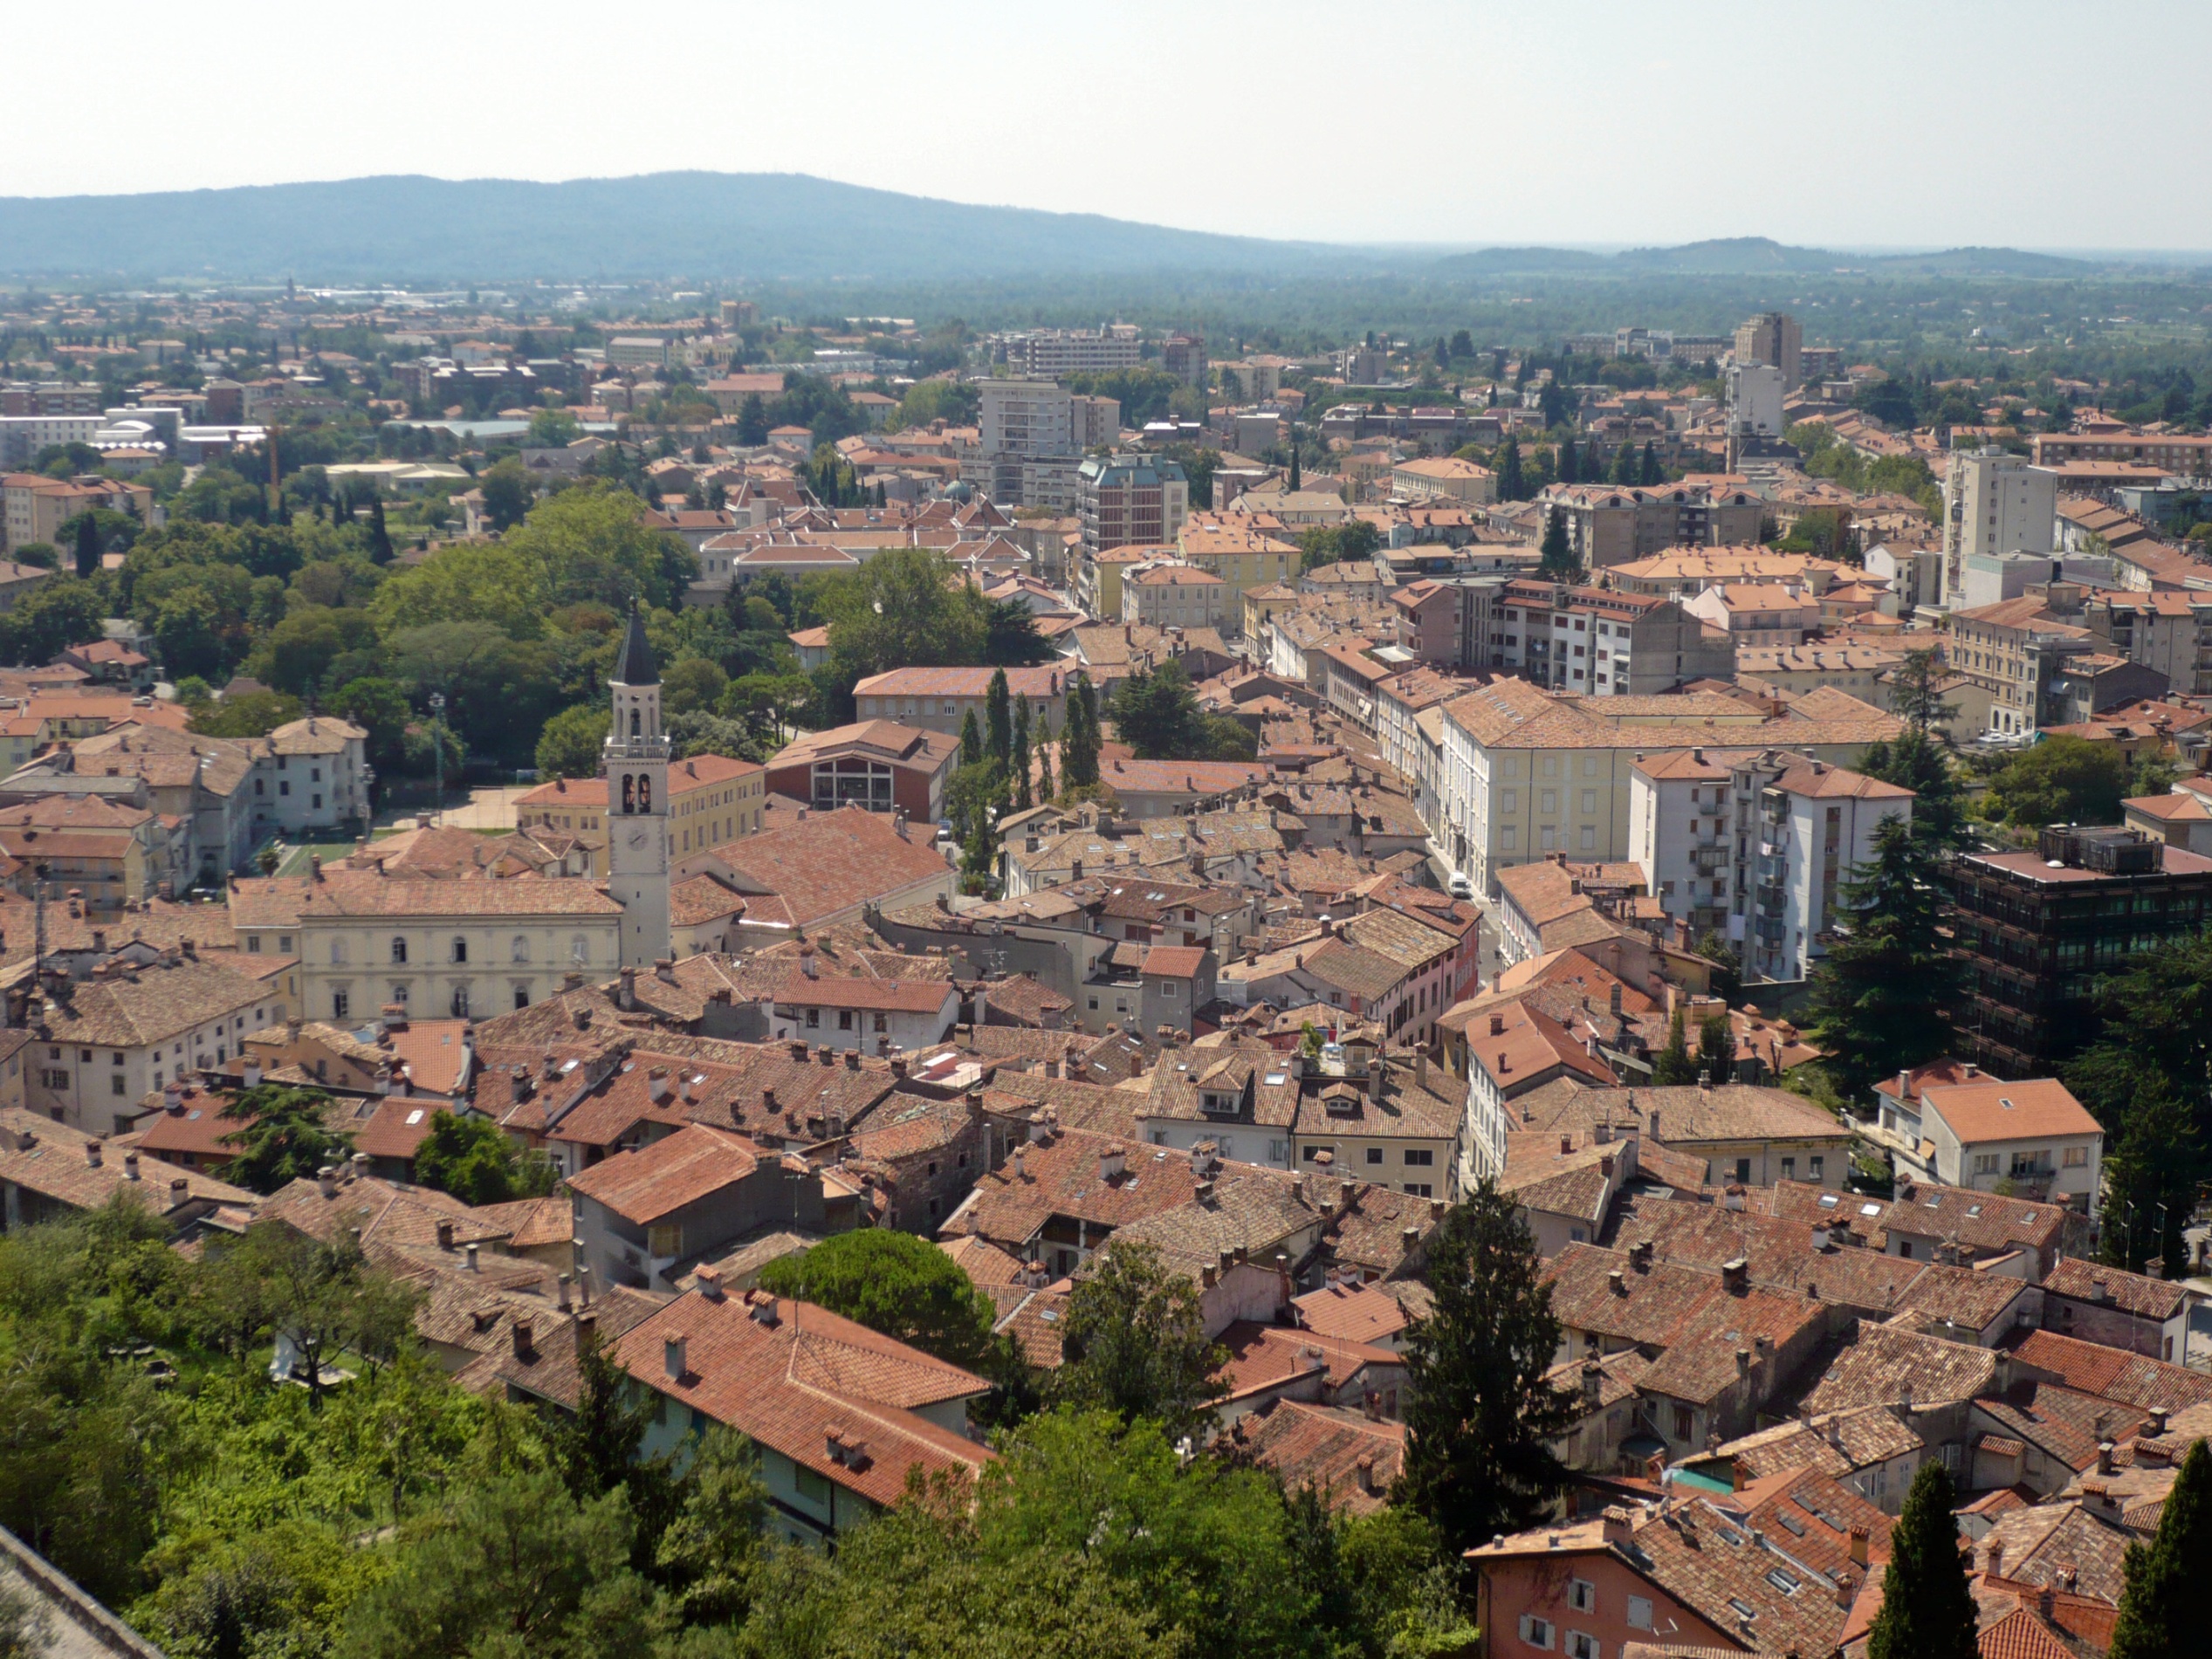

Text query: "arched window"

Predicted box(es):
[629, 708, 641, 737]
[622, 774, 635, 814]
[450, 986, 471, 1018]
[390, 936, 408, 964]
[512, 935, 530, 963]
[391, 984, 409, 1004]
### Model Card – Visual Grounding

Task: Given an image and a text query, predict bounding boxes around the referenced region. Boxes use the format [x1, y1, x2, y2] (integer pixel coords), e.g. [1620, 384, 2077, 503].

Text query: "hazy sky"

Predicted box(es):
[7, 1, 2206, 250]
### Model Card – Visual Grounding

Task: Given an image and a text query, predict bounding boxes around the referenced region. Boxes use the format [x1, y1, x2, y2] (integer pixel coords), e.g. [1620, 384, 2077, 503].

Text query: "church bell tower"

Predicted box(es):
[603, 602, 671, 971]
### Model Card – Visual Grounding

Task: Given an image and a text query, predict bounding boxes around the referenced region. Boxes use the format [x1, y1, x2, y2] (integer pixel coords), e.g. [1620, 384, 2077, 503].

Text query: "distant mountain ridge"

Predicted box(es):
[1439, 236, 2093, 278]
[0, 171, 1357, 284]
[0, 174, 2108, 284]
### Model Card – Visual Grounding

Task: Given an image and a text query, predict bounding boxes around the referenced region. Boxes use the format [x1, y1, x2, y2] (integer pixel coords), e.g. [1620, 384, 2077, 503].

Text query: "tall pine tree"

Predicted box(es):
[72, 513, 100, 579]
[1396, 1186, 1576, 1554]
[1640, 441, 1660, 484]
[1803, 814, 1957, 1102]
[2111, 1437, 2212, 1659]
[959, 708, 984, 767]
[1867, 1462, 1978, 1659]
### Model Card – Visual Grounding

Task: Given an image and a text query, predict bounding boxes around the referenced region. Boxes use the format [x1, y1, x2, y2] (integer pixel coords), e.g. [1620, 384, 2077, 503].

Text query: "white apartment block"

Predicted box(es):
[1942, 448, 2057, 607]
[1631, 749, 1912, 982]
[1437, 680, 1902, 897]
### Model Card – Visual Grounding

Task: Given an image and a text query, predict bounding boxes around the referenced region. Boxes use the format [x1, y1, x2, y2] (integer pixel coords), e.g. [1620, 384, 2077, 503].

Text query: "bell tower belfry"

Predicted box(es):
[603, 602, 670, 970]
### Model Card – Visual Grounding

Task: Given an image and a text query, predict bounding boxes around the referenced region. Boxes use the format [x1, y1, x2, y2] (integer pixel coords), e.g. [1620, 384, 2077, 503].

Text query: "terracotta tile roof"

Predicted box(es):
[1215, 1320, 1403, 1405]
[1710, 1404, 1924, 1484]
[32, 954, 276, 1048]
[472, 1195, 575, 1250]
[294, 870, 623, 919]
[771, 975, 957, 1015]
[708, 804, 951, 928]
[610, 1285, 993, 1509]
[2040, 1258, 2188, 1321]
[1920, 1078, 2101, 1148]
[0, 1105, 251, 1215]
[2007, 1328, 2212, 1413]
[1974, 1502, 2130, 1603]
[257, 1166, 512, 1251]
[566, 1123, 766, 1224]
[1803, 1324, 1999, 1414]
[1233, 1398, 1405, 1513]
[1292, 1279, 1425, 1345]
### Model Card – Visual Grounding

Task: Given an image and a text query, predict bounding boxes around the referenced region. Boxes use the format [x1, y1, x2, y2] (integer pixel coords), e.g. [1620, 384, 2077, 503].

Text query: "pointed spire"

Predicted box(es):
[612, 600, 658, 687]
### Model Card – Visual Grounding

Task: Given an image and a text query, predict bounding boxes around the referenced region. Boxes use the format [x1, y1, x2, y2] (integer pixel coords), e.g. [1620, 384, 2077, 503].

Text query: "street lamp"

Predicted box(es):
[429, 692, 447, 824]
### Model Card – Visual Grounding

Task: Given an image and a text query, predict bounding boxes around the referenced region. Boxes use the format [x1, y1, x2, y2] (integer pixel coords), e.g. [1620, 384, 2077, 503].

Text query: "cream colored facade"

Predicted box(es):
[273, 880, 626, 1025]
[1177, 515, 1302, 635]
[1121, 564, 1226, 629]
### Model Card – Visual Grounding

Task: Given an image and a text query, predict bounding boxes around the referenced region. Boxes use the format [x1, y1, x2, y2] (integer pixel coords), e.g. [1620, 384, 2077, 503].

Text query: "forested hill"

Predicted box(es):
[0, 171, 1355, 283]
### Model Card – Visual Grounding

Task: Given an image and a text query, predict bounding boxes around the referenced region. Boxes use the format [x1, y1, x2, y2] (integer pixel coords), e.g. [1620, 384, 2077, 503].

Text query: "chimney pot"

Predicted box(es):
[664, 1335, 688, 1380]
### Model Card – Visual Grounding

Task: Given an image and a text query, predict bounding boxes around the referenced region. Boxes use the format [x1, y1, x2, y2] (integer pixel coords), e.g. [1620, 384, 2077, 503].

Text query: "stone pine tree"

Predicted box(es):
[2111, 1437, 2212, 1659]
[1867, 1462, 1978, 1659]
[1803, 814, 1958, 1102]
[1396, 1185, 1577, 1555]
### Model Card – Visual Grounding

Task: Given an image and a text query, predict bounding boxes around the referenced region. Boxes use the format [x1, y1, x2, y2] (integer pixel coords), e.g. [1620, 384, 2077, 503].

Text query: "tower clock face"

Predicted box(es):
[627, 828, 649, 849]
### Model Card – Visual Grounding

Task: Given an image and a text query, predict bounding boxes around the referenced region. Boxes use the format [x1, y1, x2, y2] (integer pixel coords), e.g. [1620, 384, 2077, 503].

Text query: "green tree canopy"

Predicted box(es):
[413, 1111, 549, 1206]
[218, 1085, 350, 1195]
[1046, 1242, 1226, 1440]
[756, 1230, 999, 1369]
[1984, 733, 2143, 829]
[536, 702, 609, 779]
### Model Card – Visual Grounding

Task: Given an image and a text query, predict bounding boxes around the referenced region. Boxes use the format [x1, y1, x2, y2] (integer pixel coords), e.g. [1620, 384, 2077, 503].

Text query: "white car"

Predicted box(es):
[1447, 872, 1474, 899]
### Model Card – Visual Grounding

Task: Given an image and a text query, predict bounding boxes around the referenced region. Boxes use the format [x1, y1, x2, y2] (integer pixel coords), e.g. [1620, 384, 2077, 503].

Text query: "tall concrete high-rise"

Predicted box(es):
[1942, 447, 2059, 607]
[1733, 312, 1803, 391]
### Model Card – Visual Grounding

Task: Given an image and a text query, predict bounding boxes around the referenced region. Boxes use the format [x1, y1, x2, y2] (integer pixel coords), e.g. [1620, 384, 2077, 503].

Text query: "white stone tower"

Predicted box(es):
[603, 601, 671, 971]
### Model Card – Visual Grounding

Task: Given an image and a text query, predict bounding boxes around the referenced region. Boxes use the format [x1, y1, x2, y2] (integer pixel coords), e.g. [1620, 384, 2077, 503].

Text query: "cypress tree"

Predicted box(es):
[959, 708, 984, 767]
[984, 668, 1012, 768]
[2111, 1437, 2212, 1659]
[1650, 1008, 1695, 1086]
[367, 496, 395, 565]
[1867, 1462, 1978, 1659]
[1495, 435, 1525, 501]
[1288, 428, 1302, 492]
[1611, 442, 1638, 484]
[1557, 435, 1580, 484]
[1537, 509, 1577, 580]
[1640, 440, 1660, 484]
[1696, 1012, 1735, 1082]
[1012, 698, 1032, 812]
[72, 513, 100, 579]
[1062, 675, 1100, 789]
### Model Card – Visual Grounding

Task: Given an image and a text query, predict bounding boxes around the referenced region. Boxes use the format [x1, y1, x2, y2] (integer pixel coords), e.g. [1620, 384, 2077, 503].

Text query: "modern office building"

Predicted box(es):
[1947, 825, 2212, 1076]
